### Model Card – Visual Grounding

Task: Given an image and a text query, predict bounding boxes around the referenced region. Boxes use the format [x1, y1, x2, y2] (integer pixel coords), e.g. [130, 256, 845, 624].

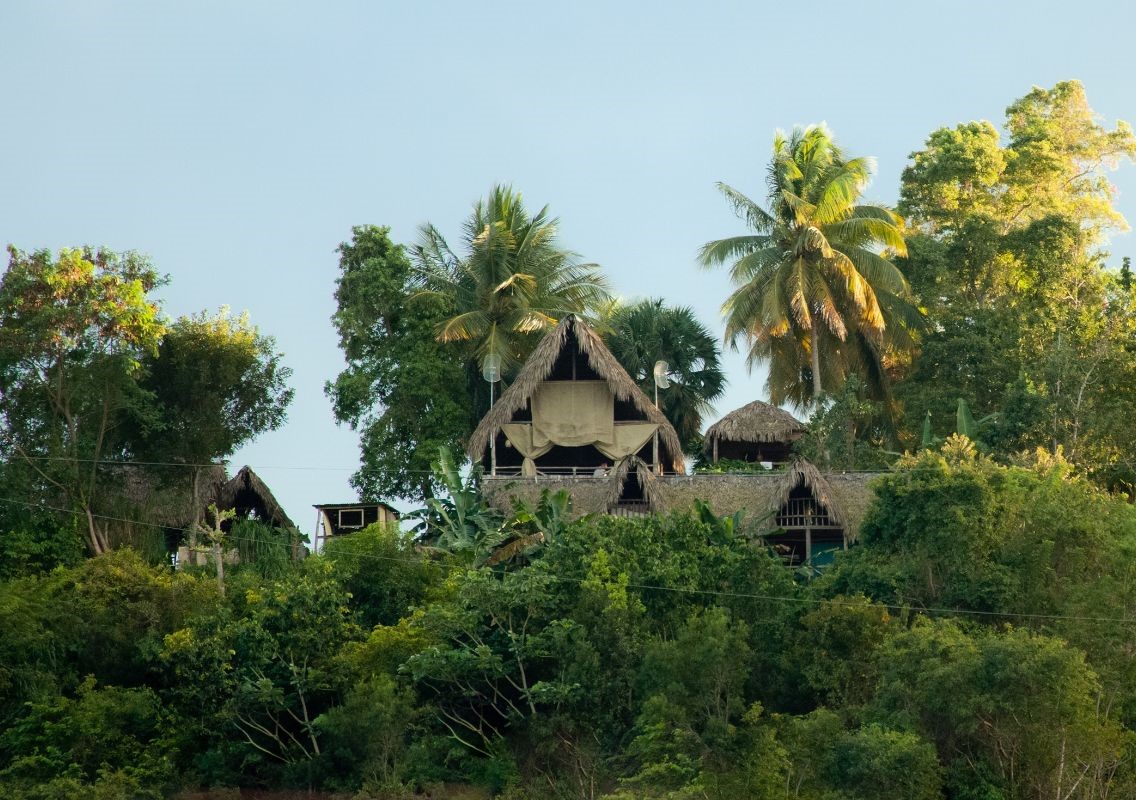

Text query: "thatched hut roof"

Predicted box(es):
[106, 462, 228, 529]
[483, 462, 881, 543]
[217, 465, 296, 530]
[604, 454, 662, 510]
[772, 458, 842, 528]
[467, 315, 685, 472]
[704, 400, 806, 450]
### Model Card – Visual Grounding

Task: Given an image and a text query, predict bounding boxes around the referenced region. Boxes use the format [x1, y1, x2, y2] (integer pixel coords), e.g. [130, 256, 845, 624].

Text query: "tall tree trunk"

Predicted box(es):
[810, 333, 823, 402]
[84, 504, 107, 555]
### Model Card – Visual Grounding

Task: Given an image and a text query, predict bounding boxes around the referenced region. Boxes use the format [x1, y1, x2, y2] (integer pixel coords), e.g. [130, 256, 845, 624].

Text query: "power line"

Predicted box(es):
[6, 452, 1123, 479]
[1, 494, 1133, 628]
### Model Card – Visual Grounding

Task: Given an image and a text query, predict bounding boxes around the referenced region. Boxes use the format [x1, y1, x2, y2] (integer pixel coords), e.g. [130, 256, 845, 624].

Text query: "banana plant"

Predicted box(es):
[487, 489, 573, 566]
[921, 400, 999, 450]
[410, 446, 504, 562]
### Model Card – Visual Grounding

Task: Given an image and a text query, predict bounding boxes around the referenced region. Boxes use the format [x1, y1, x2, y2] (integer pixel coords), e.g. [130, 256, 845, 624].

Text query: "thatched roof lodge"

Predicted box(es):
[471, 315, 881, 567]
[703, 399, 806, 465]
[468, 314, 685, 478]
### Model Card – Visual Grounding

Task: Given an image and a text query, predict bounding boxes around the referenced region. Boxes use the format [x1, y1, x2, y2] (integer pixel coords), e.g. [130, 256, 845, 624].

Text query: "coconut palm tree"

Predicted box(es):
[700, 125, 920, 409]
[413, 185, 611, 377]
[603, 298, 726, 450]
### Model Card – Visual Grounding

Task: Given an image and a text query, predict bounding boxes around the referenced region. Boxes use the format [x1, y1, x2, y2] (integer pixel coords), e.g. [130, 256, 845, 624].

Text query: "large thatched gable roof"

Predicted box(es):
[467, 315, 685, 471]
[704, 400, 806, 449]
[218, 465, 297, 530]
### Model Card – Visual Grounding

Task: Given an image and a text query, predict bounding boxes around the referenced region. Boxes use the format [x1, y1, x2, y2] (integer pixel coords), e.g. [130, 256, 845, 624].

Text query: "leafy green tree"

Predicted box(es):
[161, 560, 361, 776]
[700, 125, 918, 408]
[780, 710, 944, 800]
[793, 375, 894, 470]
[315, 674, 419, 792]
[0, 463, 84, 578]
[322, 522, 438, 629]
[603, 299, 725, 450]
[327, 225, 473, 501]
[870, 619, 1131, 800]
[895, 81, 1136, 467]
[0, 247, 165, 554]
[0, 678, 173, 798]
[794, 595, 895, 711]
[129, 308, 293, 521]
[635, 606, 751, 747]
[414, 184, 611, 376]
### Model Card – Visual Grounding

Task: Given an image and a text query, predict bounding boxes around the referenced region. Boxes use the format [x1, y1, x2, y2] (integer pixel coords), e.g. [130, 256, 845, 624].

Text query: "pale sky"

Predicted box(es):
[2, 0, 1134, 532]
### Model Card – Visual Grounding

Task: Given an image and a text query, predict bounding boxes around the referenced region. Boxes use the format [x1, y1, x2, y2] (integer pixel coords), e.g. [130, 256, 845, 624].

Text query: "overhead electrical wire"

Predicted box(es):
[2, 493, 1133, 628]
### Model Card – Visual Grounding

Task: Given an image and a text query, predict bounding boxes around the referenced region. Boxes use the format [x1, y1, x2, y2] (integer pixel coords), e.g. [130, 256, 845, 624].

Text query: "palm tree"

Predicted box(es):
[700, 125, 919, 409]
[413, 185, 611, 376]
[604, 298, 726, 450]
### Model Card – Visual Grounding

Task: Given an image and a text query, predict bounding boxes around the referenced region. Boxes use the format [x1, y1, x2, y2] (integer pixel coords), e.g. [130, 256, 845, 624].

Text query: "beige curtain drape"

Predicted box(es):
[502, 420, 657, 474]
[595, 423, 658, 462]
[532, 381, 613, 447]
[502, 423, 554, 476]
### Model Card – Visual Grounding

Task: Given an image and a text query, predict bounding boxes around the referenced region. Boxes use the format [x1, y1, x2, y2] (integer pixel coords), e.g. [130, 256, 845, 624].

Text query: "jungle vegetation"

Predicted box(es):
[2, 80, 1136, 799]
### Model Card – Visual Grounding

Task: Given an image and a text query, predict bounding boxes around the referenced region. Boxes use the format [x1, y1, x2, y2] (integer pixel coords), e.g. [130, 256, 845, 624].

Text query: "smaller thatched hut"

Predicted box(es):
[217, 466, 296, 530]
[703, 400, 807, 465]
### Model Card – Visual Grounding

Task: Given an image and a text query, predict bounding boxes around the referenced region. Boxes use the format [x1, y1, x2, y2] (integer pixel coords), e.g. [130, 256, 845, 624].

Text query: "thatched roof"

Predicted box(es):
[772, 458, 842, 528]
[105, 462, 228, 529]
[704, 400, 806, 449]
[217, 465, 297, 530]
[467, 315, 685, 472]
[604, 454, 662, 510]
[483, 463, 881, 543]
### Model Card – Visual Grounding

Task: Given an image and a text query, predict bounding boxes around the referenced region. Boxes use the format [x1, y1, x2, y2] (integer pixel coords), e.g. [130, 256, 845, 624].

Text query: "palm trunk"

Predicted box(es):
[810, 333, 823, 402]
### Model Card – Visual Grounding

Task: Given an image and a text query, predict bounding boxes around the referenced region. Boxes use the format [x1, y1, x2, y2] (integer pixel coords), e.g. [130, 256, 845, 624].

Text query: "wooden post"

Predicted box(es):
[805, 524, 812, 572]
[489, 382, 497, 477]
[712, 436, 719, 465]
[653, 384, 660, 475]
[213, 538, 225, 598]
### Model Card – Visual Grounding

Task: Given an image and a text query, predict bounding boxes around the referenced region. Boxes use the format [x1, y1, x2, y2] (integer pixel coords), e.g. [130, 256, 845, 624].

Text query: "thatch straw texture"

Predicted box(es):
[218, 465, 297, 530]
[467, 315, 685, 472]
[704, 400, 806, 450]
[483, 475, 613, 516]
[483, 460, 881, 542]
[105, 463, 228, 529]
[603, 455, 660, 510]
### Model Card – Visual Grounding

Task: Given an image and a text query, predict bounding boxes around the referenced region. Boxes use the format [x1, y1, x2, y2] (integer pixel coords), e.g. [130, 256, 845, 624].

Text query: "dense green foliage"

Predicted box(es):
[602, 298, 726, 451]
[0, 247, 293, 556]
[5, 454, 1136, 798]
[700, 124, 920, 409]
[327, 226, 474, 501]
[892, 81, 1136, 487]
[5, 79, 1136, 800]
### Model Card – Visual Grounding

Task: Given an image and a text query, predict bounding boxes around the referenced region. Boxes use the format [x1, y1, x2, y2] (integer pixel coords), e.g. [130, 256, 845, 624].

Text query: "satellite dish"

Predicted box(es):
[653, 360, 671, 389]
[481, 353, 501, 384]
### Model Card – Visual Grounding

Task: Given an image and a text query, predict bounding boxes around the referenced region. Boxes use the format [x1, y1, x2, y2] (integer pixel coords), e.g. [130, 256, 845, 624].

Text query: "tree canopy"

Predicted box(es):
[327, 225, 473, 502]
[701, 125, 920, 409]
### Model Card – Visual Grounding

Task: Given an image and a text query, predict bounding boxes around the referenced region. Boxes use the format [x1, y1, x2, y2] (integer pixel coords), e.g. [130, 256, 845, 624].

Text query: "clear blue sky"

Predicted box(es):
[2, 0, 1134, 533]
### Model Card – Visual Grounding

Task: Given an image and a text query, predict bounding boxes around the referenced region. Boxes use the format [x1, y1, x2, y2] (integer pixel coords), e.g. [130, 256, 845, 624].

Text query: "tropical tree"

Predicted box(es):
[603, 298, 725, 450]
[700, 125, 919, 409]
[0, 247, 165, 555]
[129, 307, 294, 526]
[413, 185, 611, 378]
[326, 226, 472, 502]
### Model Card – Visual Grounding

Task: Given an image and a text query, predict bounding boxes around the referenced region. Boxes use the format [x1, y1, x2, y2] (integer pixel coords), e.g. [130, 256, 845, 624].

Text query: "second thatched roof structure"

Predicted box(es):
[704, 400, 806, 453]
[467, 315, 685, 472]
[217, 465, 297, 530]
